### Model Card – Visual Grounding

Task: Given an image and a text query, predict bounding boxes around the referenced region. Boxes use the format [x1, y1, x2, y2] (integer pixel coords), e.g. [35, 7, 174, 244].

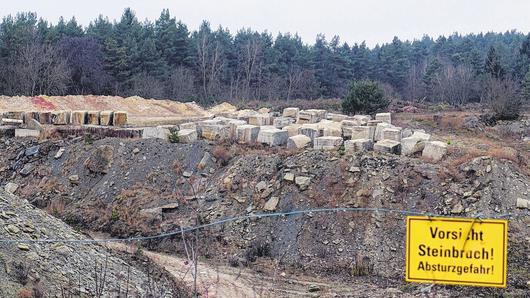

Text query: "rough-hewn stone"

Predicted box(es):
[178, 129, 198, 143]
[273, 117, 295, 129]
[374, 123, 392, 141]
[71, 111, 87, 125]
[348, 126, 375, 140]
[344, 139, 373, 152]
[287, 134, 311, 149]
[15, 129, 40, 138]
[248, 114, 273, 126]
[142, 126, 170, 140]
[257, 128, 289, 146]
[113, 111, 128, 127]
[382, 127, 402, 142]
[100, 111, 114, 126]
[51, 110, 70, 125]
[401, 132, 431, 156]
[282, 107, 299, 118]
[374, 139, 401, 154]
[299, 124, 320, 142]
[422, 141, 447, 162]
[236, 124, 260, 144]
[375, 112, 391, 124]
[86, 111, 100, 125]
[314, 136, 343, 150]
[282, 124, 302, 137]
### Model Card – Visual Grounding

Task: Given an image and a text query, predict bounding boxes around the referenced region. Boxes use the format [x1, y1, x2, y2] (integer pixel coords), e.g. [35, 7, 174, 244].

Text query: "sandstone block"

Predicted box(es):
[352, 115, 371, 126]
[113, 111, 128, 127]
[100, 111, 114, 126]
[38, 111, 52, 124]
[86, 111, 100, 125]
[374, 139, 401, 154]
[344, 139, 373, 152]
[314, 136, 343, 150]
[348, 126, 375, 140]
[382, 127, 402, 142]
[422, 141, 447, 162]
[51, 110, 70, 125]
[287, 134, 311, 149]
[374, 123, 392, 141]
[375, 112, 391, 124]
[142, 126, 170, 140]
[299, 124, 320, 142]
[273, 117, 295, 129]
[248, 114, 272, 126]
[201, 123, 231, 141]
[282, 107, 299, 118]
[282, 124, 302, 137]
[326, 113, 350, 122]
[178, 129, 198, 143]
[236, 124, 260, 144]
[15, 129, 40, 138]
[297, 110, 320, 124]
[71, 111, 87, 125]
[257, 128, 288, 146]
[401, 132, 431, 156]
[228, 119, 247, 139]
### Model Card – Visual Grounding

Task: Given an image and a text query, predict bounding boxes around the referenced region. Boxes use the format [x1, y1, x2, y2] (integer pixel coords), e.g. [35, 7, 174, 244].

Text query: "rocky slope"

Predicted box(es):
[0, 136, 529, 296]
[0, 189, 187, 297]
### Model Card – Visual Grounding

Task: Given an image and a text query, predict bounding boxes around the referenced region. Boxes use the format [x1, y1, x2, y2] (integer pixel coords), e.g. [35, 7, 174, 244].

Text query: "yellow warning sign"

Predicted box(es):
[406, 216, 507, 287]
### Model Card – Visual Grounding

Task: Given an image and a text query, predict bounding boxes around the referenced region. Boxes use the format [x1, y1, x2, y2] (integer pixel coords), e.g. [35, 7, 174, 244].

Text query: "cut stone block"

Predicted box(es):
[236, 124, 260, 144]
[26, 119, 42, 131]
[422, 141, 448, 162]
[314, 136, 343, 150]
[352, 115, 371, 126]
[297, 110, 320, 124]
[257, 128, 288, 146]
[2, 111, 25, 120]
[228, 119, 247, 139]
[282, 124, 302, 137]
[348, 126, 375, 140]
[113, 111, 128, 127]
[38, 111, 52, 124]
[179, 122, 198, 131]
[86, 111, 100, 125]
[306, 109, 327, 119]
[323, 126, 342, 137]
[282, 107, 300, 118]
[248, 114, 273, 126]
[142, 126, 170, 140]
[201, 123, 231, 141]
[1, 118, 23, 125]
[236, 109, 259, 121]
[100, 111, 114, 126]
[374, 123, 392, 141]
[51, 110, 70, 125]
[344, 139, 373, 153]
[287, 134, 312, 149]
[375, 113, 391, 124]
[24, 111, 39, 123]
[367, 120, 383, 127]
[15, 129, 40, 138]
[71, 111, 87, 125]
[401, 132, 431, 156]
[178, 129, 198, 143]
[326, 113, 349, 122]
[299, 124, 320, 142]
[382, 127, 402, 142]
[273, 117, 295, 129]
[402, 128, 413, 138]
[374, 139, 401, 154]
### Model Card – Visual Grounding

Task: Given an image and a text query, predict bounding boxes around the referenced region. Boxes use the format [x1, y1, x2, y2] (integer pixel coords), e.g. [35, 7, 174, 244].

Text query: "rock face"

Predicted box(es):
[422, 141, 448, 162]
[344, 139, 373, 152]
[374, 139, 401, 154]
[287, 135, 312, 149]
[178, 129, 198, 143]
[0, 190, 178, 297]
[313, 136, 343, 150]
[257, 128, 289, 146]
[236, 125, 260, 144]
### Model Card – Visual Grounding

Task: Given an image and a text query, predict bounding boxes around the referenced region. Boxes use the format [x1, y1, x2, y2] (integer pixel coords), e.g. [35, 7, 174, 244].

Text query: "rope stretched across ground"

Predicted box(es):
[0, 207, 523, 244]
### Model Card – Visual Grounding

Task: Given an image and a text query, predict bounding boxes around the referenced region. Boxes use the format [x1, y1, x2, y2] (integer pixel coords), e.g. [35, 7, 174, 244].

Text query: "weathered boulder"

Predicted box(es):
[178, 129, 198, 143]
[367, 120, 383, 127]
[344, 139, 373, 153]
[374, 139, 401, 154]
[282, 124, 302, 137]
[287, 134, 312, 149]
[295, 176, 311, 190]
[71, 111, 87, 125]
[282, 107, 300, 118]
[374, 123, 392, 141]
[236, 124, 260, 144]
[257, 127, 289, 146]
[248, 114, 273, 126]
[314, 136, 343, 150]
[422, 141, 447, 162]
[273, 117, 295, 129]
[382, 127, 402, 142]
[401, 132, 431, 156]
[375, 112, 391, 124]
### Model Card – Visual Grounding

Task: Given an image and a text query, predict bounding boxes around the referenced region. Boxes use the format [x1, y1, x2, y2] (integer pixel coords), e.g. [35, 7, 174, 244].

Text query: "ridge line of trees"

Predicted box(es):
[1, 8, 530, 108]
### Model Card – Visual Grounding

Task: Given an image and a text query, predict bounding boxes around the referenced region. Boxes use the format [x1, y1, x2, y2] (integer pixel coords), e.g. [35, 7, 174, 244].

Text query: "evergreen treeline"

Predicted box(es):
[1, 8, 530, 105]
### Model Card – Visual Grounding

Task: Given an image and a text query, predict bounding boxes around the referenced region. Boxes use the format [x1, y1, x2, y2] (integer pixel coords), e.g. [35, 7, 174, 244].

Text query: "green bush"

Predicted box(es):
[168, 128, 180, 143]
[342, 80, 389, 115]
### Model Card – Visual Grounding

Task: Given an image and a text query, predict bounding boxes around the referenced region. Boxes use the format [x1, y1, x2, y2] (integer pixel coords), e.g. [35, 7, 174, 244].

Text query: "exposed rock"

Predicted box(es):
[4, 182, 18, 194]
[257, 128, 288, 146]
[374, 140, 401, 155]
[264, 197, 280, 211]
[248, 114, 273, 126]
[283, 173, 295, 181]
[314, 136, 343, 150]
[282, 124, 302, 137]
[132, 147, 140, 154]
[287, 135, 311, 149]
[299, 124, 320, 142]
[282, 107, 300, 118]
[516, 198, 529, 209]
[19, 163, 35, 176]
[295, 176, 311, 190]
[142, 126, 170, 140]
[273, 117, 295, 129]
[183, 171, 192, 178]
[68, 175, 80, 184]
[422, 141, 448, 162]
[382, 127, 402, 142]
[236, 125, 259, 144]
[25, 145, 40, 156]
[344, 139, 373, 153]
[84, 145, 114, 174]
[15, 129, 40, 138]
[375, 113, 391, 124]
[347, 126, 375, 141]
[401, 132, 431, 156]
[54, 147, 65, 159]
[374, 123, 392, 141]
[178, 128, 198, 143]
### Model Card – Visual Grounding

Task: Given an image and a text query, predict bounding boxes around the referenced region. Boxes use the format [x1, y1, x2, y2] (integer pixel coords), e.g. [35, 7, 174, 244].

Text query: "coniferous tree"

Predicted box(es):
[485, 46, 505, 79]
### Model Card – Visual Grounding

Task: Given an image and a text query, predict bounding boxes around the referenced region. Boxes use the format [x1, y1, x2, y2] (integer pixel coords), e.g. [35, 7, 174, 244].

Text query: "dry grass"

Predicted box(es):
[212, 145, 232, 166]
[46, 199, 67, 217]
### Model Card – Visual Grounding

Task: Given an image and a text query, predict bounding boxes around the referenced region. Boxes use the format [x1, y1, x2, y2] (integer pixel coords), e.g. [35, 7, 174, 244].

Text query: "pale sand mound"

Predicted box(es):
[0, 95, 233, 126]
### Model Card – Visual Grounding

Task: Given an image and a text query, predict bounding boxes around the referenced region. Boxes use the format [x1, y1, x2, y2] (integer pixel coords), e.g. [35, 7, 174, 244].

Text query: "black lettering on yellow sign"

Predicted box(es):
[406, 216, 507, 288]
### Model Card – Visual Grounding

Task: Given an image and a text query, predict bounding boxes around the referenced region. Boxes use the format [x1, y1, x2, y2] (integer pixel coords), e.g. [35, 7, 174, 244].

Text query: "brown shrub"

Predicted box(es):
[46, 200, 67, 217]
[212, 146, 232, 166]
[17, 289, 32, 298]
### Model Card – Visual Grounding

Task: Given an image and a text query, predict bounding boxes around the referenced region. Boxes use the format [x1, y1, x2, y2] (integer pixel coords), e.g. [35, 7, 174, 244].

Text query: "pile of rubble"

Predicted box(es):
[146, 108, 447, 161]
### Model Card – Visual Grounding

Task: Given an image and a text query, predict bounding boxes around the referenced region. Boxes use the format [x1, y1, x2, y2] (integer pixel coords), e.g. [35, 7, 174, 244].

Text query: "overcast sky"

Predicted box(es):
[3, 0, 530, 47]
